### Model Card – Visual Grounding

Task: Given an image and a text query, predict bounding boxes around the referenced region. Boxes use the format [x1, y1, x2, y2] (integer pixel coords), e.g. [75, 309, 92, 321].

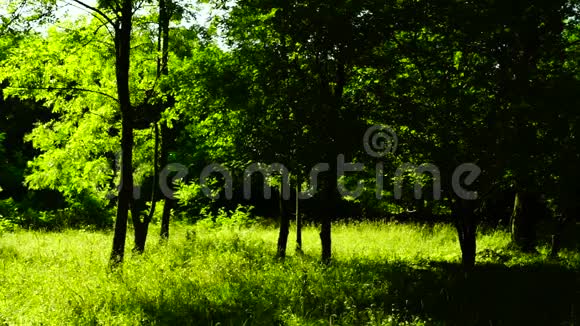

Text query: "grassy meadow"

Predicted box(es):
[0, 222, 578, 325]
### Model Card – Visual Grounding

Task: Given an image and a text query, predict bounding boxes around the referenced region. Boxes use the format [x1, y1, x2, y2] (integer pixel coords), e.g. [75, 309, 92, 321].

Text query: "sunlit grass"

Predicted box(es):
[0, 222, 577, 325]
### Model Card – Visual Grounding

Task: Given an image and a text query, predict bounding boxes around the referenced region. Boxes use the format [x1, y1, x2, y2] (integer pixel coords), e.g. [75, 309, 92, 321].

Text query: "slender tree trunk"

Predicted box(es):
[158, 125, 173, 241]
[159, 124, 172, 240]
[295, 178, 303, 254]
[158, 0, 173, 241]
[142, 0, 168, 244]
[318, 60, 344, 265]
[552, 186, 579, 257]
[110, 116, 133, 264]
[510, 191, 539, 252]
[130, 188, 152, 253]
[147, 123, 159, 218]
[550, 207, 573, 258]
[320, 164, 335, 265]
[320, 215, 331, 264]
[110, 2, 134, 266]
[550, 224, 562, 258]
[133, 218, 149, 253]
[129, 123, 159, 254]
[277, 186, 290, 258]
[319, 146, 333, 264]
[160, 197, 172, 239]
[453, 199, 477, 271]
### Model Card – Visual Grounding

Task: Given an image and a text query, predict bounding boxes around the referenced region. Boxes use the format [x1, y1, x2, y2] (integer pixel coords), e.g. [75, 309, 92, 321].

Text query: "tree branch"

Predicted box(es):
[8, 86, 119, 103]
[64, 1, 116, 40]
[69, 0, 116, 27]
[133, 0, 146, 15]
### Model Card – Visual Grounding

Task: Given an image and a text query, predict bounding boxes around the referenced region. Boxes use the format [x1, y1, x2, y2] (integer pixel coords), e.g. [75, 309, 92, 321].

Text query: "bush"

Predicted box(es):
[0, 218, 17, 233]
[0, 198, 19, 232]
[0, 195, 113, 231]
[196, 204, 261, 229]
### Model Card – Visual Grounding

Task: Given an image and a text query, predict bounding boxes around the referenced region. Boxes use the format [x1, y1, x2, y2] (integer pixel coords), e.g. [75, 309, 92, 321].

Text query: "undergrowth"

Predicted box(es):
[0, 222, 578, 325]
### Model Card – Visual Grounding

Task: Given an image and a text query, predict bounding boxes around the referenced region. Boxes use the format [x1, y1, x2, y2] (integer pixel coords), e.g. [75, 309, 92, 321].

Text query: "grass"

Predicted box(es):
[0, 221, 578, 325]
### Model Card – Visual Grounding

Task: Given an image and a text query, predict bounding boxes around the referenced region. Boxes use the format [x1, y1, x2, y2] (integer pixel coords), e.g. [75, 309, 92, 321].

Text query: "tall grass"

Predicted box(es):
[0, 222, 577, 325]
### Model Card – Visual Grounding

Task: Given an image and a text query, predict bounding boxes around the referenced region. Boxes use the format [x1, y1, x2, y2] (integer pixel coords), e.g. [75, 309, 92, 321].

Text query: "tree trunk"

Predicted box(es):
[319, 206, 332, 265]
[320, 166, 335, 265]
[160, 198, 172, 240]
[144, 122, 159, 238]
[158, 1, 173, 241]
[510, 191, 539, 252]
[295, 179, 303, 254]
[453, 199, 477, 271]
[318, 59, 344, 265]
[551, 207, 574, 258]
[110, 118, 132, 264]
[319, 119, 335, 265]
[130, 124, 157, 254]
[320, 216, 331, 264]
[109, 1, 134, 266]
[550, 233, 561, 258]
[276, 186, 290, 258]
[133, 217, 149, 253]
[159, 124, 172, 241]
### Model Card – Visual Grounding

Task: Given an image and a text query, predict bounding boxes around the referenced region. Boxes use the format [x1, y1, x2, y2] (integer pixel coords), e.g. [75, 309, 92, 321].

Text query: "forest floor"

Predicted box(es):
[0, 222, 578, 325]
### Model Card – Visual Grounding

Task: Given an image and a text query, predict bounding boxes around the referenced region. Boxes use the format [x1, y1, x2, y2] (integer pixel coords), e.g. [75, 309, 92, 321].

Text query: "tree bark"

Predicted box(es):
[110, 0, 134, 266]
[130, 124, 159, 254]
[510, 191, 539, 252]
[160, 197, 172, 240]
[110, 117, 133, 264]
[132, 217, 149, 253]
[150, 123, 160, 210]
[276, 186, 290, 258]
[295, 179, 303, 254]
[550, 209, 572, 258]
[318, 60, 344, 265]
[320, 214, 332, 264]
[453, 199, 477, 270]
[320, 164, 335, 265]
[158, 0, 173, 241]
[159, 124, 172, 241]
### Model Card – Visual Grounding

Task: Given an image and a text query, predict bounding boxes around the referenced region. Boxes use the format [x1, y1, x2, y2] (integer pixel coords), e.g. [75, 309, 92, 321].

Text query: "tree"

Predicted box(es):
[1, 0, 153, 264]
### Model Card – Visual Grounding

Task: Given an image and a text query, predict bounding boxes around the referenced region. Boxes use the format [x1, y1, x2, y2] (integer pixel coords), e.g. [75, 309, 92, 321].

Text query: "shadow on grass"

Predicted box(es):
[131, 247, 579, 325]
[403, 261, 579, 325]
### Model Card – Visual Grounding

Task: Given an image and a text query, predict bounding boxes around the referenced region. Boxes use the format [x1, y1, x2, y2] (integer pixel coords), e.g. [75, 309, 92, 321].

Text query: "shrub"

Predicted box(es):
[0, 195, 113, 231]
[196, 204, 261, 229]
[0, 198, 19, 232]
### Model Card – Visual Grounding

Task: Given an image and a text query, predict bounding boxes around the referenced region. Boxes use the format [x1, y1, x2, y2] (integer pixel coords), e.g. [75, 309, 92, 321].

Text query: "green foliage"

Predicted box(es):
[0, 0, 58, 35]
[0, 20, 120, 202]
[1, 0, 578, 232]
[0, 16, 170, 231]
[196, 204, 260, 229]
[0, 216, 17, 233]
[0, 195, 112, 231]
[0, 198, 19, 232]
[173, 179, 203, 206]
